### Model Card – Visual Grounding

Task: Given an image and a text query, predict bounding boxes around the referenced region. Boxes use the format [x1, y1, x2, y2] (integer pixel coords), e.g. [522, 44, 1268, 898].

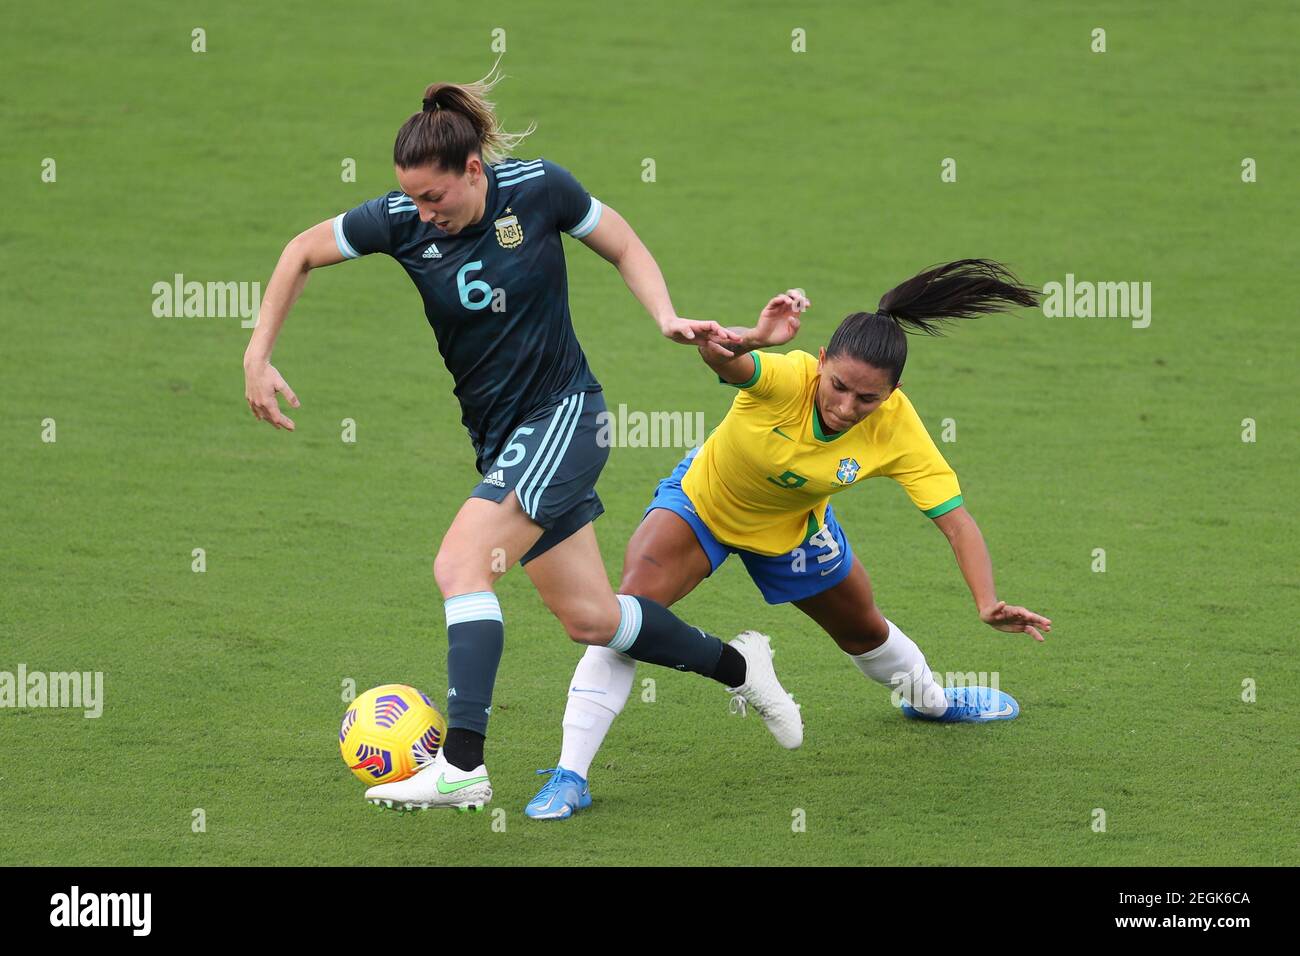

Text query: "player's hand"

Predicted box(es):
[658, 316, 743, 354]
[979, 600, 1052, 643]
[244, 360, 300, 431]
[754, 288, 809, 347]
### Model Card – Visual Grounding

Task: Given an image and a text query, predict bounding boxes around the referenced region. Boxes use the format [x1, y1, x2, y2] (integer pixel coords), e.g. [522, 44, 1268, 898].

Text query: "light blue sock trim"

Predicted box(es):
[608, 594, 643, 653]
[445, 591, 503, 627]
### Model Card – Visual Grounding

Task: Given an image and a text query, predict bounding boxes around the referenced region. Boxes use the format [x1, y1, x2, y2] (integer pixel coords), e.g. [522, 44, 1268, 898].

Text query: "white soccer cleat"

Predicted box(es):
[726, 630, 803, 749]
[365, 748, 492, 812]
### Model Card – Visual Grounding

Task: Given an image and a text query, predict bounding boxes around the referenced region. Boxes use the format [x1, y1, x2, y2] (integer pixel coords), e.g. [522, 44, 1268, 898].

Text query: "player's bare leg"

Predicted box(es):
[523, 521, 622, 644]
[610, 511, 801, 750]
[791, 556, 889, 654]
[522, 510, 712, 818]
[619, 508, 714, 606]
[366, 492, 543, 812]
[793, 557, 1017, 722]
[433, 491, 545, 599]
[524, 519, 766, 681]
[523, 512, 799, 819]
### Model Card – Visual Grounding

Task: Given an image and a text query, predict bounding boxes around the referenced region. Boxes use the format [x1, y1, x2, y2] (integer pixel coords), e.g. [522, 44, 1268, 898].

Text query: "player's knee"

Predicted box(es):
[560, 604, 620, 646]
[616, 566, 652, 598]
[432, 542, 484, 597]
[564, 618, 610, 646]
[431, 550, 456, 595]
[618, 563, 674, 605]
[833, 608, 890, 655]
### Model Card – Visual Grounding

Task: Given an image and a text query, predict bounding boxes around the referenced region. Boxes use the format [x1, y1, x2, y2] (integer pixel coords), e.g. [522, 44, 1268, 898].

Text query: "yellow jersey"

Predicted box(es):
[680, 349, 962, 556]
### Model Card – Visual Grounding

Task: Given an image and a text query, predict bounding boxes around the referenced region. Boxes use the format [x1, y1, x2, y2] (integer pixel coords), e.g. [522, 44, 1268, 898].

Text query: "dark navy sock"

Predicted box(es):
[607, 594, 740, 686]
[443, 592, 504, 754]
[443, 727, 485, 771]
[712, 643, 747, 687]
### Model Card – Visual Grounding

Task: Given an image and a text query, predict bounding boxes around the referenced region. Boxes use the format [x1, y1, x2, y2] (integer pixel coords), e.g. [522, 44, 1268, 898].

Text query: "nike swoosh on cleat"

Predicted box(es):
[437, 773, 490, 794]
[570, 687, 607, 694]
[981, 702, 1015, 718]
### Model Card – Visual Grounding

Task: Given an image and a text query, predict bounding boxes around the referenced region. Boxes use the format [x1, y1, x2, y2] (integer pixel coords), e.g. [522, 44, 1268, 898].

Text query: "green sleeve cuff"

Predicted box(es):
[718, 351, 762, 389]
[922, 494, 964, 519]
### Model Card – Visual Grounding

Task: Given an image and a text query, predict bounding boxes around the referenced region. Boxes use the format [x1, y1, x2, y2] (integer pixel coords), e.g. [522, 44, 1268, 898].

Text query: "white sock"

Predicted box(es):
[848, 619, 949, 717]
[558, 644, 636, 780]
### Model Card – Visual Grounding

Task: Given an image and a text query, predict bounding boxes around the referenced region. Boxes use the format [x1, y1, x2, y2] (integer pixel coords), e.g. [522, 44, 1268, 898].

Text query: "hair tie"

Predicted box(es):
[422, 97, 440, 112]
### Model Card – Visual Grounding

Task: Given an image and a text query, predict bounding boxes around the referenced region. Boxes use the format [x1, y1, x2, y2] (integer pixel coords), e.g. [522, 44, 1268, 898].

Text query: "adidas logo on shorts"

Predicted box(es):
[483, 469, 506, 487]
[422, 243, 442, 259]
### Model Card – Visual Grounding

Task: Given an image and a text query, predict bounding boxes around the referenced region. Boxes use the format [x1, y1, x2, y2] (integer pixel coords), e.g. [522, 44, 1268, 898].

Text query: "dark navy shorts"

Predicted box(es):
[470, 388, 608, 565]
[643, 447, 854, 604]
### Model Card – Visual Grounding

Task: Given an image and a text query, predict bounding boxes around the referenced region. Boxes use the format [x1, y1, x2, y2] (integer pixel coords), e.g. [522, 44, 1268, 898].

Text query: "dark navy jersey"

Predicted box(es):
[333, 158, 604, 471]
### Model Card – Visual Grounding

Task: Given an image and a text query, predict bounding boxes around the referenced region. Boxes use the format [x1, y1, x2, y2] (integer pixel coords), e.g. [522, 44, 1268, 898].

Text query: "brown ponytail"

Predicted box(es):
[393, 59, 535, 171]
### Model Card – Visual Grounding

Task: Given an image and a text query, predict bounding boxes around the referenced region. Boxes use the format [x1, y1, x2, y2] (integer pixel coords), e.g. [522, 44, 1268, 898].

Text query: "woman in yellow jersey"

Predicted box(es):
[526, 259, 1053, 819]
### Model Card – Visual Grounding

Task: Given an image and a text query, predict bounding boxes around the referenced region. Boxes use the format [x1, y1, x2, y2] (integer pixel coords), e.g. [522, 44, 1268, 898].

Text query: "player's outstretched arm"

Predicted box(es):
[578, 203, 741, 351]
[932, 506, 1054, 642]
[699, 289, 810, 384]
[243, 219, 348, 431]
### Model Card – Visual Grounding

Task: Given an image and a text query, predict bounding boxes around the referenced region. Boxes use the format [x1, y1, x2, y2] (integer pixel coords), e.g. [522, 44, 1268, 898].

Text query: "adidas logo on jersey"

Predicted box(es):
[422, 243, 442, 259]
[483, 469, 506, 487]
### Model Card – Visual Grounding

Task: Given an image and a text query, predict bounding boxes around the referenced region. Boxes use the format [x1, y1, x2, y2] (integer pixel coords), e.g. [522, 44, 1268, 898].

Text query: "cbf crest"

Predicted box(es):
[494, 212, 524, 249]
[836, 458, 860, 484]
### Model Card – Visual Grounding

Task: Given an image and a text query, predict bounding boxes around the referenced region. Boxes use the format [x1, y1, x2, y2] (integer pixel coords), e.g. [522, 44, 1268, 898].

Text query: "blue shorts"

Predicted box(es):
[642, 448, 855, 605]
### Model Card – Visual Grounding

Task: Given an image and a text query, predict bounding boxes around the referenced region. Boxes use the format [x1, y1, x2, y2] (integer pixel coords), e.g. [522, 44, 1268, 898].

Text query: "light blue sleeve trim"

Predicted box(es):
[333, 213, 360, 259]
[494, 159, 543, 175]
[567, 197, 603, 238]
[497, 169, 546, 188]
[444, 591, 503, 626]
[608, 594, 643, 653]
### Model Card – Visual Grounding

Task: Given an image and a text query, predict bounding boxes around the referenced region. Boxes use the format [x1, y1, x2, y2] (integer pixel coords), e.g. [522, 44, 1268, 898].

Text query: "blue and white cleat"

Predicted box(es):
[524, 767, 592, 820]
[900, 686, 1020, 722]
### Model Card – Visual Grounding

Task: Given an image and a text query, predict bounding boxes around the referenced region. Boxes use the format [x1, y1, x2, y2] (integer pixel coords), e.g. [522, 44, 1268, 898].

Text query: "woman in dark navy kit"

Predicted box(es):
[242, 65, 804, 812]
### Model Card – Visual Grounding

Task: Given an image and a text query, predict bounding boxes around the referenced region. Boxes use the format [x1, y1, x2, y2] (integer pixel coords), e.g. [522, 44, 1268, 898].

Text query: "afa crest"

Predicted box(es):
[494, 213, 524, 249]
[836, 458, 860, 484]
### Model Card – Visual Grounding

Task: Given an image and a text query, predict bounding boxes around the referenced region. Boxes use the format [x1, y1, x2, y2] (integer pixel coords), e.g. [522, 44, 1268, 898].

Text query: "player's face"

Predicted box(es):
[815, 349, 896, 432]
[395, 156, 486, 234]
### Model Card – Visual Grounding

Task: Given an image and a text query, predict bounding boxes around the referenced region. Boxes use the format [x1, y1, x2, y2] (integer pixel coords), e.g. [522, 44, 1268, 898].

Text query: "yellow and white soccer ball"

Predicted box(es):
[339, 683, 447, 786]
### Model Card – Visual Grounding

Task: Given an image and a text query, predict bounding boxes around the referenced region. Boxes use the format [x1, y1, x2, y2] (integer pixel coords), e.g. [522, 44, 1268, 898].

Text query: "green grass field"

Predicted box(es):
[2, 0, 1297, 866]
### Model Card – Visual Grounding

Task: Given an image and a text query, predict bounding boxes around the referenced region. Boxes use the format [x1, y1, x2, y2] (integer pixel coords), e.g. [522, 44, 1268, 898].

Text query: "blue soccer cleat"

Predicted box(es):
[524, 767, 592, 820]
[900, 686, 1020, 722]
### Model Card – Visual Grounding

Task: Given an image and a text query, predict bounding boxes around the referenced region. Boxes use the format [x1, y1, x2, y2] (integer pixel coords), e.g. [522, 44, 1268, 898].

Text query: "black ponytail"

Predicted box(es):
[826, 259, 1039, 386]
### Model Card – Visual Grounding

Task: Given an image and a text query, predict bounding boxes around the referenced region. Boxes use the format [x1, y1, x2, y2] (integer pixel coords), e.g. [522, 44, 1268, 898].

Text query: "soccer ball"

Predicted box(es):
[339, 684, 447, 786]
